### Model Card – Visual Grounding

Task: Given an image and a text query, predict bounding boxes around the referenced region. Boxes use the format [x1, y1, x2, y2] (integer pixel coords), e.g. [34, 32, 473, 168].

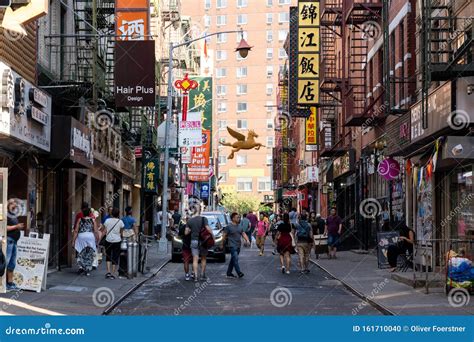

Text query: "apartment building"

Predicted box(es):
[182, 0, 296, 203]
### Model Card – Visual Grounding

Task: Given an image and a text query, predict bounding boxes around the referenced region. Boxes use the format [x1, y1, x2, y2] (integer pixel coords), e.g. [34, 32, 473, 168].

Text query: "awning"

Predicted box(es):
[283, 190, 298, 197]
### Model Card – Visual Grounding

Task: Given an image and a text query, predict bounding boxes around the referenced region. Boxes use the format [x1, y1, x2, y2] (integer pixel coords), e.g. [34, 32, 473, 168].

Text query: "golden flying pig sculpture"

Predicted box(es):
[220, 127, 265, 159]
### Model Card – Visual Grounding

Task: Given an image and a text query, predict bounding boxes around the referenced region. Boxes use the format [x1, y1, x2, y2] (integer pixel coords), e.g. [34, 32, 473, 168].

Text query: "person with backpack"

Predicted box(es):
[295, 213, 314, 273]
[185, 206, 213, 281]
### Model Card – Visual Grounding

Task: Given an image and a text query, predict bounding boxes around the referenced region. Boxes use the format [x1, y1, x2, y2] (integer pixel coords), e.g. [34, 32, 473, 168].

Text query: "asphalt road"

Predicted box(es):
[111, 242, 382, 316]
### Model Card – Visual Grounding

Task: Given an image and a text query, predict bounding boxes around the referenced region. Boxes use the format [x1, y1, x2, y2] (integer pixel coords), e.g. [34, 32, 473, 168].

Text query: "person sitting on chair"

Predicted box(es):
[387, 223, 415, 272]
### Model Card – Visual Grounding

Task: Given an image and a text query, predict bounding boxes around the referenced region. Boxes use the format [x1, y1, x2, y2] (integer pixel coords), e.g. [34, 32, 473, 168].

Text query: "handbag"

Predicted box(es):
[199, 217, 215, 249]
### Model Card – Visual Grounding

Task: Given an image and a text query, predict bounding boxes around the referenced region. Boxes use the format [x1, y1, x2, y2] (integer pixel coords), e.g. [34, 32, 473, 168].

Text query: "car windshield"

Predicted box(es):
[202, 215, 220, 230]
[203, 212, 228, 226]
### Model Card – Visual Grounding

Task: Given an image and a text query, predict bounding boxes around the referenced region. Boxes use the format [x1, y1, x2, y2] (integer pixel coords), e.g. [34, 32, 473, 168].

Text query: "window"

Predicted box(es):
[266, 84, 273, 96]
[266, 101, 274, 113]
[219, 155, 227, 165]
[266, 66, 274, 77]
[279, 48, 287, 59]
[278, 12, 289, 23]
[266, 136, 275, 147]
[237, 177, 252, 191]
[204, 0, 211, 9]
[237, 0, 248, 7]
[217, 32, 227, 43]
[278, 29, 288, 42]
[266, 30, 273, 42]
[237, 14, 247, 25]
[237, 102, 248, 112]
[218, 120, 227, 130]
[236, 66, 248, 78]
[278, 0, 290, 4]
[236, 154, 247, 166]
[266, 48, 273, 59]
[204, 15, 211, 27]
[217, 0, 227, 8]
[237, 84, 248, 95]
[266, 13, 273, 24]
[218, 102, 227, 112]
[217, 15, 227, 26]
[219, 172, 228, 183]
[216, 68, 227, 78]
[266, 0, 273, 5]
[216, 50, 227, 61]
[216, 85, 227, 95]
[237, 119, 248, 129]
[266, 155, 273, 165]
[267, 13, 273, 24]
[266, 119, 274, 129]
[258, 177, 272, 191]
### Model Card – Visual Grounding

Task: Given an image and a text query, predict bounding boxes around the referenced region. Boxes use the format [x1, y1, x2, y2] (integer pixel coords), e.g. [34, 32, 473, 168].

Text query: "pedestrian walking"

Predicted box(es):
[101, 206, 113, 224]
[172, 210, 182, 229]
[223, 213, 250, 278]
[271, 214, 282, 255]
[186, 206, 213, 281]
[295, 214, 314, 273]
[276, 213, 295, 274]
[121, 206, 137, 241]
[246, 211, 258, 247]
[72, 204, 99, 276]
[325, 208, 342, 259]
[103, 208, 124, 279]
[239, 213, 251, 240]
[289, 207, 298, 225]
[178, 217, 193, 280]
[309, 212, 318, 234]
[5, 199, 25, 291]
[256, 213, 269, 256]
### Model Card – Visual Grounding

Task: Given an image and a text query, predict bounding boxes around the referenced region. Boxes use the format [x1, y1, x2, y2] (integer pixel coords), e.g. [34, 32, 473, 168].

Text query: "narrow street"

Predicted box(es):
[111, 243, 382, 316]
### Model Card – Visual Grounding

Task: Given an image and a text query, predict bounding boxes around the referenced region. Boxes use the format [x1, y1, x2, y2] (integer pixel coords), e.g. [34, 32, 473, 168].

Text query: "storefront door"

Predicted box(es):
[0, 168, 9, 293]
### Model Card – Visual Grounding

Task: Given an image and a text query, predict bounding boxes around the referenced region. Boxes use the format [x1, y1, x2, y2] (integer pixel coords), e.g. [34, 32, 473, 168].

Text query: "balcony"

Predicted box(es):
[319, 125, 349, 157]
[344, 91, 387, 126]
[321, 0, 343, 26]
[344, 0, 382, 24]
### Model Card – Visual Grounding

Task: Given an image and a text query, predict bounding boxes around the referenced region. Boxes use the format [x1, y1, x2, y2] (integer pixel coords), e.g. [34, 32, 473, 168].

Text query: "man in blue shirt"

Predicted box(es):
[101, 206, 113, 224]
[121, 206, 137, 240]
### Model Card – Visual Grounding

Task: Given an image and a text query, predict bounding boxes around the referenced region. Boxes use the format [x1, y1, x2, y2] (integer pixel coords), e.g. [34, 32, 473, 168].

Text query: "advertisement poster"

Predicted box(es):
[14, 232, 50, 293]
[178, 111, 203, 147]
[188, 130, 211, 182]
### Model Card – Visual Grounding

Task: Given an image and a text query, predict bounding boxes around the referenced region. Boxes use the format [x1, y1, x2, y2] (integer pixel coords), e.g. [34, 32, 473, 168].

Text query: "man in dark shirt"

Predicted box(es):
[172, 210, 182, 228]
[223, 213, 250, 278]
[325, 207, 342, 259]
[246, 211, 258, 244]
[178, 219, 192, 280]
[6, 199, 25, 291]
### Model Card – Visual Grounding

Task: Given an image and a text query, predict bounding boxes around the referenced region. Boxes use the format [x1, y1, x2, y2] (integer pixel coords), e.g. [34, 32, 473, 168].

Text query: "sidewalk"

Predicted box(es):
[312, 250, 474, 315]
[0, 241, 170, 316]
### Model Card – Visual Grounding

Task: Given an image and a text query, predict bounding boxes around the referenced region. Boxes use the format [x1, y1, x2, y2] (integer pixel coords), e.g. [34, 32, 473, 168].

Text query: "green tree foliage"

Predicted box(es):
[220, 192, 262, 214]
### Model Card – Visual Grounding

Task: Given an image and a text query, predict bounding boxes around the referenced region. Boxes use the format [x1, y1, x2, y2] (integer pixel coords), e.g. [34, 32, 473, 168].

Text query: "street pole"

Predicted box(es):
[158, 42, 174, 254]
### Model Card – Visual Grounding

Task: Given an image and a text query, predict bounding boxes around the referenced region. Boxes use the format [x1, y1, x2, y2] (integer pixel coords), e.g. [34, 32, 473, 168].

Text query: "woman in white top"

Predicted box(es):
[103, 208, 124, 279]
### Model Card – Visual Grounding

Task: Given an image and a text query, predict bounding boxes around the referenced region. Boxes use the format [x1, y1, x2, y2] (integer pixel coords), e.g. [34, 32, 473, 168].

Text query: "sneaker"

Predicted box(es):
[105, 273, 112, 279]
[6, 283, 20, 291]
[109, 274, 116, 280]
[85, 272, 91, 277]
[226, 273, 237, 278]
[77, 268, 84, 275]
[286, 270, 290, 274]
[238, 272, 244, 278]
[185, 273, 191, 281]
[259, 252, 263, 256]
[281, 266, 286, 274]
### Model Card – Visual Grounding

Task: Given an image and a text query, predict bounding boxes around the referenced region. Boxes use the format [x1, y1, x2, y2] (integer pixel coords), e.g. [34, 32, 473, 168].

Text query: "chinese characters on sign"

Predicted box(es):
[115, 0, 149, 41]
[305, 107, 318, 151]
[297, 0, 320, 106]
[144, 159, 159, 193]
[179, 111, 203, 147]
[188, 77, 213, 131]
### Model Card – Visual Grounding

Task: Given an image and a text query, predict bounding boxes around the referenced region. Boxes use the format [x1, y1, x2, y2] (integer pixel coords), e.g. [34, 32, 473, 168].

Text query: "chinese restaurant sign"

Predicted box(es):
[305, 107, 317, 151]
[115, 40, 155, 107]
[179, 111, 203, 147]
[297, 0, 320, 106]
[188, 130, 211, 182]
[188, 77, 213, 131]
[144, 158, 159, 194]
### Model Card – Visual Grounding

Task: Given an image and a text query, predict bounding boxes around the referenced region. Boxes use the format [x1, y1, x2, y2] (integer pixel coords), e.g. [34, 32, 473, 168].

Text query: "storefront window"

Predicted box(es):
[449, 165, 473, 239]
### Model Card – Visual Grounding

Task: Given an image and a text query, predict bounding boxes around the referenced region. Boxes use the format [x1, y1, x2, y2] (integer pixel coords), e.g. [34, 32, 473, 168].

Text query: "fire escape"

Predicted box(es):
[319, 0, 345, 157]
[421, 0, 474, 126]
[344, 0, 382, 126]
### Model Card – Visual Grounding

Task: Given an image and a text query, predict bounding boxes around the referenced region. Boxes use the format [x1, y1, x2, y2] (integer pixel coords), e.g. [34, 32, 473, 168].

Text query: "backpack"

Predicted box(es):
[296, 221, 311, 240]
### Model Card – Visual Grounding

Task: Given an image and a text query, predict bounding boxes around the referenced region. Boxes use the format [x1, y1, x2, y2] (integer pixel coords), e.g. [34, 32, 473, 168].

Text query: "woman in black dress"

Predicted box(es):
[276, 213, 295, 274]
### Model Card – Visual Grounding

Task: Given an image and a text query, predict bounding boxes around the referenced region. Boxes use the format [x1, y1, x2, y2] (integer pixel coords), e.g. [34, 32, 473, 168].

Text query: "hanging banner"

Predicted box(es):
[181, 146, 192, 164]
[188, 77, 213, 131]
[15, 232, 50, 293]
[188, 130, 211, 182]
[297, 0, 320, 106]
[115, 0, 150, 41]
[115, 40, 155, 107]
[305, 107, 318, 150]
[179, 111, 203, 147]
[144, 158, 159, 194]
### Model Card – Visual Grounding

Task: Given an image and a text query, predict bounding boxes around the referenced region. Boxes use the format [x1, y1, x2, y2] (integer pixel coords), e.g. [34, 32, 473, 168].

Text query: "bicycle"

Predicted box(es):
[139, 233, 155, 274]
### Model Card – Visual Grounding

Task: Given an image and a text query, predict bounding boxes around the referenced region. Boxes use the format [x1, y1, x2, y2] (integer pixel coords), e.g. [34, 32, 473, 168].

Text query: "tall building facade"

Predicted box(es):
[182, 0, 296, 203]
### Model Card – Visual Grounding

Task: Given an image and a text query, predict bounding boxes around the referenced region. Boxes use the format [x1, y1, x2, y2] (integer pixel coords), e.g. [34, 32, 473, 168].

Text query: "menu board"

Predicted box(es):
[377, 232, 400, 269]
[14, 232, 50, 292]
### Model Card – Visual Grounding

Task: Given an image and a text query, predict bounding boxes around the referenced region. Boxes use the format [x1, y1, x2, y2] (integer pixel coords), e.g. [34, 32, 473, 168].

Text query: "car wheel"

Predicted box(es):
[171, 254, 182, 263]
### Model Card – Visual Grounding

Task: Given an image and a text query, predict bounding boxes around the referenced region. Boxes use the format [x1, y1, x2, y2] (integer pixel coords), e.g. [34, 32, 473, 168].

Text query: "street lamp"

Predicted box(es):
[158, 29, 252, 253]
